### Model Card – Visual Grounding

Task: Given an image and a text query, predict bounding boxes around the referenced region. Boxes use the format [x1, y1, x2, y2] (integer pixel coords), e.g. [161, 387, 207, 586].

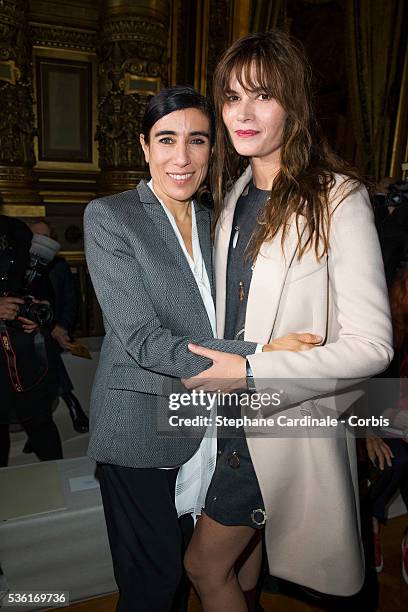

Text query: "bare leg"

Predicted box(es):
[237, 532, 263, 590]
[184, 512, 258, 612]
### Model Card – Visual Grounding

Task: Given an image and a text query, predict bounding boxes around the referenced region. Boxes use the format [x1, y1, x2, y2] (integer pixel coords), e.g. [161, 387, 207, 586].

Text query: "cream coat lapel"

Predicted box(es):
[215, 166, 303, 343]
[244, 220, 303, 343]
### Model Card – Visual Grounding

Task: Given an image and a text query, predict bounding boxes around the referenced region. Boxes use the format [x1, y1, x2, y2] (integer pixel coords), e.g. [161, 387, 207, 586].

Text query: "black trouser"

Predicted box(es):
[370, 437, 408, 522]
[96, 463, 194, 612]
[0, 411, 62, 467]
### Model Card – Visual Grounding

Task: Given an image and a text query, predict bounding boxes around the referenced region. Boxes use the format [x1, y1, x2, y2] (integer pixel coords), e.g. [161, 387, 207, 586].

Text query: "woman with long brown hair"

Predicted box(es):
[183, 30, 393, 610]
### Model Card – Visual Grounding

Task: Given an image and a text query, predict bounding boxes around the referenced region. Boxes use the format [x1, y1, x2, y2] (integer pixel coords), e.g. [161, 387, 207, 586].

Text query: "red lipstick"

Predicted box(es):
[235, 130, 259, 138]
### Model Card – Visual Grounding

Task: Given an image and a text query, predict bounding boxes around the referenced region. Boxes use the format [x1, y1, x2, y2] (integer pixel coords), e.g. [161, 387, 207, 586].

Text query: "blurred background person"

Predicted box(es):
[366, 267, 408, 583]
[28, 220, 89, 434]
[0, 215, 62, 466]
[371, 177, 408, 287]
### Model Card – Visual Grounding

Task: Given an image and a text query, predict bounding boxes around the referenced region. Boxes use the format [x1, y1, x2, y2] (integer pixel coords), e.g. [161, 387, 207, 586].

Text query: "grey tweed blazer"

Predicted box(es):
[84, 180, 257, 468]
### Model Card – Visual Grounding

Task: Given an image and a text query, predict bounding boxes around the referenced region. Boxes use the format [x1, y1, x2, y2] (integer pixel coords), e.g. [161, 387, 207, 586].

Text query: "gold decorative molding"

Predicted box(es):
[205, 0, 234, 96]
[231, 0, 250, 42]
[194, 0, 209, 95]
[103, 0, 169, 21]
[0, 59, 20, 84]
[0, 0, 41, 206]
[169, 0, 179, 86]
[98, 169, 147, 197]
[29, 0, 99, 30]
[0, 166, 41, 207]
[0, 0, 26, 28]
[0, 0, 36, 167]
[59, 250, 85, 263]
[0, 165, 33, 182]
[37, 177, 97, 184]
[97, 0, 170, 194]
[123, 74, 161, 96]
[30, 23, 97, 52]
[0, 204, 45, 217]
[39, 191, 96, 204]
[389, 43, 408, 179]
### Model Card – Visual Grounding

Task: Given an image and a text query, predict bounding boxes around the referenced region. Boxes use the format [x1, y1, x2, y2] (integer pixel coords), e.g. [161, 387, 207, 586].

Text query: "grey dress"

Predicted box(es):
[204, 183, 269, 529]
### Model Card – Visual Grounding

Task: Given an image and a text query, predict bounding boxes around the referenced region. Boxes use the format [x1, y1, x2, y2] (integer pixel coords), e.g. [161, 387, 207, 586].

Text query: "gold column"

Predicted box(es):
[97, 0, 170, 195]
[0, 0, 42, 214]
[389, 42, 408, 179]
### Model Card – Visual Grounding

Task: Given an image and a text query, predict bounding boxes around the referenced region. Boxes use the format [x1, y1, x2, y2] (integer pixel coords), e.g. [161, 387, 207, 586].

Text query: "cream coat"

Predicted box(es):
[215, 166, 393, 596]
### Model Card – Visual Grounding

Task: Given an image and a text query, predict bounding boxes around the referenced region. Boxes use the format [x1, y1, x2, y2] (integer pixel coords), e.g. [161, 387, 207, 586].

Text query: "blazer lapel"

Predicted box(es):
[195, 204, 214, 296]
[137, 181, 206, 307]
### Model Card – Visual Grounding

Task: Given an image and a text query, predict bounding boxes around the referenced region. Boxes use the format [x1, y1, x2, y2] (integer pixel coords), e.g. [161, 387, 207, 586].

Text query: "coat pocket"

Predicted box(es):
[107, 364, 174, 396]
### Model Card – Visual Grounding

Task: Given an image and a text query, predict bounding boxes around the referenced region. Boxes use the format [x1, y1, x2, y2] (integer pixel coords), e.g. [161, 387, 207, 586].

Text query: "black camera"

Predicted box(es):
[386, 178, 408, 207]
[14, 233, 61, 326]
[1, 233, 60, 327]
[17, 296, 53, 327]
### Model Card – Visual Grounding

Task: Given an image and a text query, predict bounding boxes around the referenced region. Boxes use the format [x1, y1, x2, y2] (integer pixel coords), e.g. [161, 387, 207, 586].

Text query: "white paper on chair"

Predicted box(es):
[0, 462, 65, 520]
[69, 475, 99, 492]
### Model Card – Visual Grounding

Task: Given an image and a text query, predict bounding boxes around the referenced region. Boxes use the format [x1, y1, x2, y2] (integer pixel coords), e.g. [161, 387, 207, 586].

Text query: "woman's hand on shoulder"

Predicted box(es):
[263, 332, 322, 352]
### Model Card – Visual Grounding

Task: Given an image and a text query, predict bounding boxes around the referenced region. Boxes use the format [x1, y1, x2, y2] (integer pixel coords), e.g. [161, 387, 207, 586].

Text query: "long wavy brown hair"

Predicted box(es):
[211, 29, 362, 260]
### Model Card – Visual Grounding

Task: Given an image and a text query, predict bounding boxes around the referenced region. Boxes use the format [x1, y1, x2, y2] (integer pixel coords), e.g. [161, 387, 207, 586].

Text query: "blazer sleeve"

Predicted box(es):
[84, 199, 256, 378]
[246, 184, 394, 408]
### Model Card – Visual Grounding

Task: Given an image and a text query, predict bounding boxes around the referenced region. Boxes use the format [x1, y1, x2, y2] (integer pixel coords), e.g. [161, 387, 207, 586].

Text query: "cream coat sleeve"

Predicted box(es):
[246, 184, 393, 408]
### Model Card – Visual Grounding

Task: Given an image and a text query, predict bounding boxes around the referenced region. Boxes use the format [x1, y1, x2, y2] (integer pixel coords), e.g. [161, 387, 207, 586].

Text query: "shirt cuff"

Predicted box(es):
[255, 343, 263, 353]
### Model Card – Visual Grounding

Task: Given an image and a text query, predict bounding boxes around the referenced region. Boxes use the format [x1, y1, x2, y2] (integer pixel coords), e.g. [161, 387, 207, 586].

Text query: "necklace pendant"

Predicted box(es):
[232, 226, 240, 248]
[238, 281, 245, 302]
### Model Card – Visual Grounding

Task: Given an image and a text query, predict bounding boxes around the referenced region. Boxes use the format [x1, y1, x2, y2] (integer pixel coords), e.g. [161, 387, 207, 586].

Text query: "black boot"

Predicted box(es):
[61, 392, 89, 433]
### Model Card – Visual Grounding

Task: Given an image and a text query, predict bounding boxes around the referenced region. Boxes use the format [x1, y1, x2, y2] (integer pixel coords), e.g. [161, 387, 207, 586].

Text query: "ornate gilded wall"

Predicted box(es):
[0, 0, 406, 335]
[1, 1, 406, 214]
[0, 0, 41, 212]
[97, 0, 170, 194]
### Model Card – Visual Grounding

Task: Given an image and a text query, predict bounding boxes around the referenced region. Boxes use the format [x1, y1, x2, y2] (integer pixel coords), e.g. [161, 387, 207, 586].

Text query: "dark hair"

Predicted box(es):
[141, 85, 215, 145]
[212, 29, 362, 261]
[390, 267, 408, 350]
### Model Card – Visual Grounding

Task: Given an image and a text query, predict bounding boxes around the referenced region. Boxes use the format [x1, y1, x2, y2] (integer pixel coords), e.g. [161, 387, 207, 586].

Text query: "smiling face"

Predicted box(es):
[140, 108, 211, 209]
[222, 70, 287, 167]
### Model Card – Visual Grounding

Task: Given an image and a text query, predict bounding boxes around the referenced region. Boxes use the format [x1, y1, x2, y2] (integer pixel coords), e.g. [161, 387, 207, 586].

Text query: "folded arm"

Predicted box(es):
[182, 186, 393, 407]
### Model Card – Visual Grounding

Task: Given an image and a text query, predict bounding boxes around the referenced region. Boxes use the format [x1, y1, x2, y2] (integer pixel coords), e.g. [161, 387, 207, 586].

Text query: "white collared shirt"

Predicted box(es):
[147, 180, 217, 519]
[147, 180, 216, 336]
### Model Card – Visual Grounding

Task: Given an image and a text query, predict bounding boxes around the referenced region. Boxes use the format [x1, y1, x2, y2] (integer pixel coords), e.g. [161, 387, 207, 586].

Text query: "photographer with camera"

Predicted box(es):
[0, 214, 62, 467]
[28, 220, 89, 434]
